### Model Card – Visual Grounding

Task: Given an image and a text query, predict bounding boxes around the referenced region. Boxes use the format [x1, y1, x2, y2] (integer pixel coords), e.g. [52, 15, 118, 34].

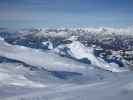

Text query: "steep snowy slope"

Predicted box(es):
[0, 36, 129, 74]
[54, 36, 129, 72]
[0, 38, 87, 74]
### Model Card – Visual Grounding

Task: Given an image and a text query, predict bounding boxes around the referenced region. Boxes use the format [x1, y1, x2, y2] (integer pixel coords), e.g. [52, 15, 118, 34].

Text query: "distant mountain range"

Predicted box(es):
[0, 26, 133, 51]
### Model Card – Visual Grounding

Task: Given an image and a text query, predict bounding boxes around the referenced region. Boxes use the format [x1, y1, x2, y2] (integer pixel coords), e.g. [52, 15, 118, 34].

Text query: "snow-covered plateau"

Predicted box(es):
[0, 27, 133, 100]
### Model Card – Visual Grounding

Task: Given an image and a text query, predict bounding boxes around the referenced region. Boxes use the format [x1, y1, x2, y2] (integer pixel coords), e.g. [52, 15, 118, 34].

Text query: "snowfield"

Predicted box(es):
[0, 27, 133, 100]
[1, 72, 133, 100]
[0, 63, 45, 88]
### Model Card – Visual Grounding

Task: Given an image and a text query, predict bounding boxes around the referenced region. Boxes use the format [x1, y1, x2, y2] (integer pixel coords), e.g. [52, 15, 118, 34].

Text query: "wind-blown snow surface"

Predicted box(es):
[0, 63, 45, 87]
[0, 30, 133, 100]
[1, 72, 133, 100]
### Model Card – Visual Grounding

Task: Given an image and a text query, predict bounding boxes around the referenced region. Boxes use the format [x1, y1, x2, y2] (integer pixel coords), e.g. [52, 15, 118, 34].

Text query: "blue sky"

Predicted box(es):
[0, 0, 133, 28]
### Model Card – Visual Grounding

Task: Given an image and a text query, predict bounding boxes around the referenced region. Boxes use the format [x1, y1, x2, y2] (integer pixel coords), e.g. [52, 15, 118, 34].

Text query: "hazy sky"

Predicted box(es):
[0, 0, 133, 28]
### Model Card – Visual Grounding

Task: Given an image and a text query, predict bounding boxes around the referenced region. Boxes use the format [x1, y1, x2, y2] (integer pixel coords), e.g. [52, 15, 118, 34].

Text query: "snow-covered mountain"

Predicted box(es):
[1, 26, 133, 50]
[0, 27, 133, 100]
